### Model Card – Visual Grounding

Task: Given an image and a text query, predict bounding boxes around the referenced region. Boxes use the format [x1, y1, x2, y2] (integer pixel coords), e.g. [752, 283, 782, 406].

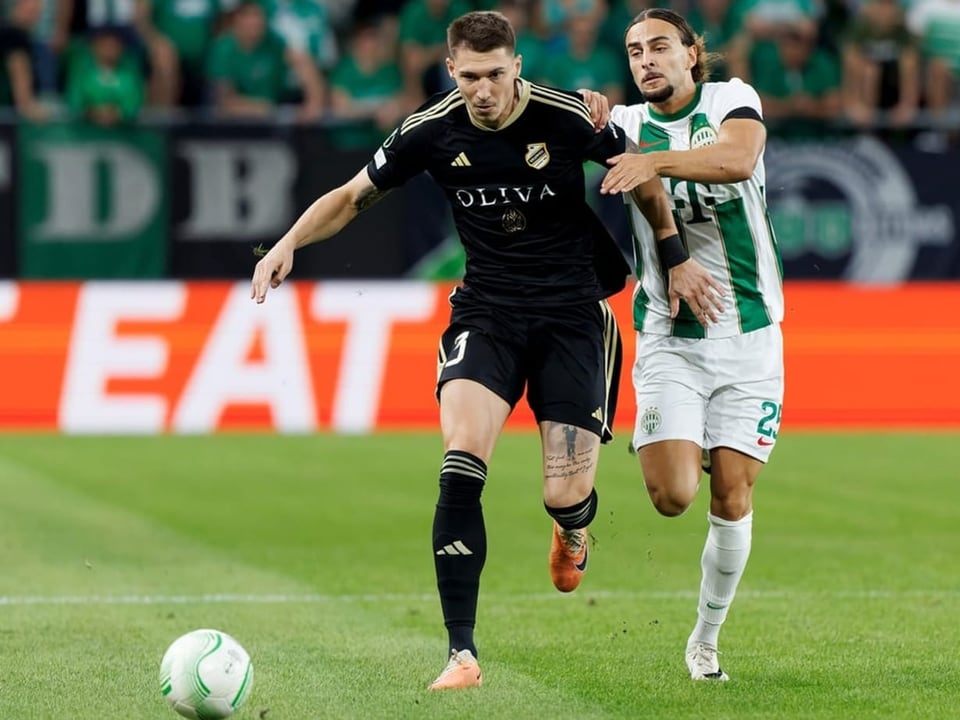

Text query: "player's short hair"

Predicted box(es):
[447, 11, 516, 57]
[626, 8, 716, 83]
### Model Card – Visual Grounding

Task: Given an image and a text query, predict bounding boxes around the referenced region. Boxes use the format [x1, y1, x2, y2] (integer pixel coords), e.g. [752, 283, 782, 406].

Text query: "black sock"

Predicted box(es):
[545, 488, 598, 530]
[433, 450, 487, 658]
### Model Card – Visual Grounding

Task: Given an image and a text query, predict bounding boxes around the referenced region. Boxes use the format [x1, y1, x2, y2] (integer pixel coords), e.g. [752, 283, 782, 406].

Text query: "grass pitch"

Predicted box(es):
[0, 432, 957, 719]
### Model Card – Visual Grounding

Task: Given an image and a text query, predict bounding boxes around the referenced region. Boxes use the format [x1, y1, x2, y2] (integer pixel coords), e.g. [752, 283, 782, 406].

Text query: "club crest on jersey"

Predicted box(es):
[502, 208, 526, 233]
[690, 126, 718, 149]
[525, 143, 550, 169]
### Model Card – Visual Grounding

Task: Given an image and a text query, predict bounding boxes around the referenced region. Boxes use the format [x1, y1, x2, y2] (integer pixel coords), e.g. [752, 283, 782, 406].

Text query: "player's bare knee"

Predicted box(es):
[710, 492, 752, 520]
[709, 459, 758, 519]
[648, 488, 695, 517]
[443, 435, 493, 464]
[644, 474, 698, 517]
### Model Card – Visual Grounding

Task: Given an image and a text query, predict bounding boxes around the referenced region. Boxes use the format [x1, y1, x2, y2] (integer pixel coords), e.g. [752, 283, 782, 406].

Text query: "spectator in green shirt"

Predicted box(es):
[750, 26, 842, 138]
[328, 18, 405, 149]
[398, 0, 470, 100]
[66, 24, 145, 124]
[843, 0, 919, 128]
[267, 0, 338, 72]
[206, 0, 324, 120]
[495, 0, 547, 83]
[1, 0, 50, 121]
[540, 8, 624, 105]
[688, 0, 748, 81]
[907, 0, 960, 117]
[135, 0, 232, 107]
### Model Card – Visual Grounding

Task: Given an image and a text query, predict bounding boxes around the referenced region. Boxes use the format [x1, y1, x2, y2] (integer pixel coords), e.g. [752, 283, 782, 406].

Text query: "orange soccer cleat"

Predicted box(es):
[549, 522, 588, 592]
[428, 649, 483, 691]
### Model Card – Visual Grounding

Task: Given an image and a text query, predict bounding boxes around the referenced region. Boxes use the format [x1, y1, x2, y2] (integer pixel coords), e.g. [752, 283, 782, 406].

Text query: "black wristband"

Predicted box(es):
[658, 233, 689, 269]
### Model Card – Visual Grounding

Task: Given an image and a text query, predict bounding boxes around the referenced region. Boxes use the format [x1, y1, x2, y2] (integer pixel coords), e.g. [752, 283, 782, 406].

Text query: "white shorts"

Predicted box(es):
[632, 324, 784, 462]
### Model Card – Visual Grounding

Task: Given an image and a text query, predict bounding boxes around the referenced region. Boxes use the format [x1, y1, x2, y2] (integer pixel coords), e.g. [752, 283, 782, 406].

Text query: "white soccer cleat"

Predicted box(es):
[686, 642, 730, 681]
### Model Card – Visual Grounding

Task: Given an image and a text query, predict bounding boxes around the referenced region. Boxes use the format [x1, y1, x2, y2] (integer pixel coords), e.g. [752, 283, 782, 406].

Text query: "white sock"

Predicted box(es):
[687, 511, 753, 650]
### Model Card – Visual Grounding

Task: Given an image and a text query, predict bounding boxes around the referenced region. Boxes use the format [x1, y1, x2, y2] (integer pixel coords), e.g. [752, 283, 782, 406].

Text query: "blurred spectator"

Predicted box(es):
[535, 0, 601, 51]
[751, 26, 842, 137]
[21, 0, 65, 96]
[842, 0, 919, 128]
[66, 24, 144, 124]
[540, 7, 623, 104]
[907, 0, 960, 117]
[599, 0, 653, 51]
[397, 0, 469, 100]
[0, 0, 51, 120]
[740, 0, 820, 37]
[495, 0, 546, 83]
[818, 0, 853, 52]
[328, 18, 405, 148]
[688, 0, 748, 81]
[134, 0, 233, 107]
[58, 0, 147, 102]
[206, 0, 324, 120]
[267, 0, 338, 72]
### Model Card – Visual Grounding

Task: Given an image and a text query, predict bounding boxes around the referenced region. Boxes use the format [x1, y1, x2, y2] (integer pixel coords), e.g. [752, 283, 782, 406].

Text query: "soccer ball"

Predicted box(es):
[159, 628, 254, 720]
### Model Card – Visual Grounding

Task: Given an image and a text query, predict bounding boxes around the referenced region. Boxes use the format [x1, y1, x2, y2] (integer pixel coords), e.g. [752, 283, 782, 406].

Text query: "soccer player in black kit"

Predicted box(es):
[252, 10, 689, 690]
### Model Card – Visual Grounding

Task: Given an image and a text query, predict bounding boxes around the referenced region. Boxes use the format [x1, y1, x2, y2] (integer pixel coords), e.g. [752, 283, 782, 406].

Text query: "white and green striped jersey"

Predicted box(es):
[610, 80, 784, 339]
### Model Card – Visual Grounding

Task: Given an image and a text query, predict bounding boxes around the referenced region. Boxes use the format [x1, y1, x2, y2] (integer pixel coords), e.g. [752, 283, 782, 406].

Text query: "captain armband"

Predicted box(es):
[658, 234, 689, 269]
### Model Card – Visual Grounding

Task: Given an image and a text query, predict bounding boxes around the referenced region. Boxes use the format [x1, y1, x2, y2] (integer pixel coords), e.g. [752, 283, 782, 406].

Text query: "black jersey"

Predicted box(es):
[366, 80, 630, 307]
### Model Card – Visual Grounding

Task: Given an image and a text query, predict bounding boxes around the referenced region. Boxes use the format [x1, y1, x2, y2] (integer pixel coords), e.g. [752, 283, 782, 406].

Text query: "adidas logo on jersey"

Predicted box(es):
[436, 540, 474, 556]
[451, 152, 471, 167]
[591, 407, 604, 422]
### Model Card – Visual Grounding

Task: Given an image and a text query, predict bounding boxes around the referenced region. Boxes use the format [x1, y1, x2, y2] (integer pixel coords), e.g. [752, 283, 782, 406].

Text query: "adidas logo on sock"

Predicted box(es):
[436, 540, 473, 556]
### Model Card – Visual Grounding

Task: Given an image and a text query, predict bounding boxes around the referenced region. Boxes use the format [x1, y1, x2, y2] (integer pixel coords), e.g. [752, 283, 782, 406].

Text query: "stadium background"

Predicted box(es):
[1, 0, 959, 429]
[1, 0, 959, 717]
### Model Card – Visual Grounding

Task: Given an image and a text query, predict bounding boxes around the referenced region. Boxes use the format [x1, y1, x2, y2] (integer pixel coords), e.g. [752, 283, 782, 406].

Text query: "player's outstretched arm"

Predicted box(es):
[602, 119, 766, 194]
[632, 178, 726, 327]
[251, 167, 389, 303]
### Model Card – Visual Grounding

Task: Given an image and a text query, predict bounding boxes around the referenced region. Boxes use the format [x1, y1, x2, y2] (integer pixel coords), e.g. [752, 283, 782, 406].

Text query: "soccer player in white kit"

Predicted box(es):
[601, 8, 785, 681]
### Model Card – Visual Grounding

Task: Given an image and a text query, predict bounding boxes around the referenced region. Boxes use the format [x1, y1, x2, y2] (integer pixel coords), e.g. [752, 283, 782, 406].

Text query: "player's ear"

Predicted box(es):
[446, 56, 455, 80]
[514, 53, 522, 77]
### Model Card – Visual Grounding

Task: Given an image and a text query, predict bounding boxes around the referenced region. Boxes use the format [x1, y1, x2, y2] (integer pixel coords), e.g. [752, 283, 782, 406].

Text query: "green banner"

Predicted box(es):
[17, 123, 167, 279]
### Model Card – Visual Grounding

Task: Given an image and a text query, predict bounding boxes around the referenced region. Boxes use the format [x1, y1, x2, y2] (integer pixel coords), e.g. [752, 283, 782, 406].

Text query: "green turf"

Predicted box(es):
[0, 432, 957, 719]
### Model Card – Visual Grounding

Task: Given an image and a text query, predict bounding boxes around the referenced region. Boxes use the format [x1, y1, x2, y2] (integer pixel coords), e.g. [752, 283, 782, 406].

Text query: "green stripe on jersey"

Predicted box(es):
[627, 207, 648, 331]
[715, 197, 771, 333]
[631, 122, 671, 331]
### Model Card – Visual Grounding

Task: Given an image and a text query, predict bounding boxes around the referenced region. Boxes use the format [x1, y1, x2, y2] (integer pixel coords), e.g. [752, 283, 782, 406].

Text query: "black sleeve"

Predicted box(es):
[722, 106, 763, 123]
[365, 124, 430, 191]
[365, 99, 442, 190]
[583, 120, 627, 166]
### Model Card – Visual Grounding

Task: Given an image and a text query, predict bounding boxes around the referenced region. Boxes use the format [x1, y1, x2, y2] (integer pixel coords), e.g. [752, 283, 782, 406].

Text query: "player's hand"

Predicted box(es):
[577, 88, 609, 132]
[601, 153, 658, 194]
[667, 258, 726, 326]
[251, 239, 295, 304]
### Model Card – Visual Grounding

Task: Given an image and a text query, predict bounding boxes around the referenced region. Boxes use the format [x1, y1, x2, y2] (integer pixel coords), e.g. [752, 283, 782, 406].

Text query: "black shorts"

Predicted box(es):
[436, 290, 623, 443]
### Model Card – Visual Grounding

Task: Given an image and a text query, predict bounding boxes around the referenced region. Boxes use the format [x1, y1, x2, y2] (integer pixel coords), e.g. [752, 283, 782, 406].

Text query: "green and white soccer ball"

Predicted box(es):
[159, 629, 254, 720]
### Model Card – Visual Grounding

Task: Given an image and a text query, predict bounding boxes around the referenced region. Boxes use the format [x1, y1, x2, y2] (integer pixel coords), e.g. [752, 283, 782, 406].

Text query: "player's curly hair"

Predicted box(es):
[447, 11, 516, 57]
[625, 8, 718, 83]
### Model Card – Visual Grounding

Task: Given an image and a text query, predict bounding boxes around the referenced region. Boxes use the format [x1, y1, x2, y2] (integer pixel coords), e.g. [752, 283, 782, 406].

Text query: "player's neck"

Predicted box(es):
[650, 80, 698, 118]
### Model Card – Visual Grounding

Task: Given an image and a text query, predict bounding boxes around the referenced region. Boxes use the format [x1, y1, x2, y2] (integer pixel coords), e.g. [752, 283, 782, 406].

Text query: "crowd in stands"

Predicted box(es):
[1, 0, 958, 143]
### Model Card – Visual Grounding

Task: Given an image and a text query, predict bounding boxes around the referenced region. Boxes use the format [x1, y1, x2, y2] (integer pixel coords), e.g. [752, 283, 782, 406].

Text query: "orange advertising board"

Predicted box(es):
[0, 281, 957, 432]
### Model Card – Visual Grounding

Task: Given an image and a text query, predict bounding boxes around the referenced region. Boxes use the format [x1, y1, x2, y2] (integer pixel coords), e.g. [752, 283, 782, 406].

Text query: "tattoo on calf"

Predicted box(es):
[563, 425, 578, 460]
[544, 451, 595, 481]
